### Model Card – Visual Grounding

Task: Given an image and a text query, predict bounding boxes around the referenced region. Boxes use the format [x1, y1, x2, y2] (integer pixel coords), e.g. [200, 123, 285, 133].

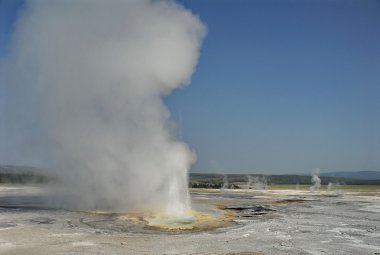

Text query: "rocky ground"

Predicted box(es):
[0, 185, 379, 254]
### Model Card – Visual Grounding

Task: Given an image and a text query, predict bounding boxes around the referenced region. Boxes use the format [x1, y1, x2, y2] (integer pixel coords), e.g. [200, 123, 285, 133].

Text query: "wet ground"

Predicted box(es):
[0, 185, 379, 254]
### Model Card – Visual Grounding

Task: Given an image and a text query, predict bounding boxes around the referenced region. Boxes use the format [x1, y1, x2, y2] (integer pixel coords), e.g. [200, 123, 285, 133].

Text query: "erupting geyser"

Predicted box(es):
[1, 0, 206, 217]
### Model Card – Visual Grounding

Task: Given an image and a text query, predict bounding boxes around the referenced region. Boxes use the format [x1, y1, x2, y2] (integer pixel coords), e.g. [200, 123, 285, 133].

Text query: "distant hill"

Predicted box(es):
[321, 171, 380, 180]
[0, 165, 44, 174]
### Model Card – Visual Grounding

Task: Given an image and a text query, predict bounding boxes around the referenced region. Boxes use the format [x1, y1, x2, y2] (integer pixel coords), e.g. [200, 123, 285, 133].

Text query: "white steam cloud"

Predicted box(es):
[1, 0, 206, 214]
[246, 176, 267, 190]
[310, 168, 321, 192]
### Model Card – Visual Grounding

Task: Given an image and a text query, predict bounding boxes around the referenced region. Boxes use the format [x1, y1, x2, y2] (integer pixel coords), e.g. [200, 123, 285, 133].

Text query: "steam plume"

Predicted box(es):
[327, 182, 341, 194]
[310, 168, 321, 192]
[247, 175, 253, 189]
[246, 176, 267, 190]
[221, 175, 229, 191]
[1, 0, 206, 214]
[253, 176, 267, 190]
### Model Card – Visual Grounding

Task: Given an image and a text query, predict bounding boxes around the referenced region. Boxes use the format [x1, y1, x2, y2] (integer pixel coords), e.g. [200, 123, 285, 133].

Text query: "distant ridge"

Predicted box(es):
[190, 173, 380, 186]
[320, 171, 380, 180]
[1, 164, 380, 185]
[0, 164, 46, 174]
[0, 164, 53, 184]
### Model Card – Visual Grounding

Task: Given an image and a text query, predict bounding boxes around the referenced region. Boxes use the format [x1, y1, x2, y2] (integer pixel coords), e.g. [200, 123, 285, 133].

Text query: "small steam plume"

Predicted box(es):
[327, 182, 341, 193]
[250, 176, 267, 190]
[247, 175, 253, 189]
[221, 175, 229, 191]
[310, 168, 321, 192]
[1, 0, 206, 215]
[246, 175, 267, 190]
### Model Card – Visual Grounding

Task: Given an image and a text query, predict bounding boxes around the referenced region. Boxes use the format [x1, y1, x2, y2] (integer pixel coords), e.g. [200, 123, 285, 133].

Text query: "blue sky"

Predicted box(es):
[1, 0, 379, 174]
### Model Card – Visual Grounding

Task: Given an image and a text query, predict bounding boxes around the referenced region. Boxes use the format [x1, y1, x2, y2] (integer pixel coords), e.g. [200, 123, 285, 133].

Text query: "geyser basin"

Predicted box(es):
[145, 213, 197, 230]
[2, 186, 380, 254]
[118, 209, 234, 232]
[85, 203, 235, 233]
[148, 208, 238, 231]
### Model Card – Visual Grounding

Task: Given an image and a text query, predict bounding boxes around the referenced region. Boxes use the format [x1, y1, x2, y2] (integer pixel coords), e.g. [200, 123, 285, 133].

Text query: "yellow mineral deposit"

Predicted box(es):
[144, 207, 236, 232]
